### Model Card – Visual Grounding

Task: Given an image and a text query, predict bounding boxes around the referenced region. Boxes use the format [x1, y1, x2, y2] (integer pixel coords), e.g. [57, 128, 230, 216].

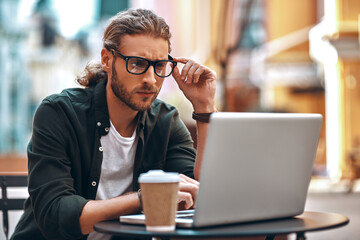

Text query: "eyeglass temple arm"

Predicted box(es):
[168, 55, 177, 66]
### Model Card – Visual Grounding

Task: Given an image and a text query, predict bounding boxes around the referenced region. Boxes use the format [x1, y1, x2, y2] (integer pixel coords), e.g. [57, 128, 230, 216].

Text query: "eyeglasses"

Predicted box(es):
[106, 47, 177, 78]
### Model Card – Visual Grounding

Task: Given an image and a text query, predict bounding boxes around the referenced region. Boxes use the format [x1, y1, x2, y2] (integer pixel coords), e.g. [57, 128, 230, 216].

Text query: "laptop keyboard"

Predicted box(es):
[176, 213, 194, 219]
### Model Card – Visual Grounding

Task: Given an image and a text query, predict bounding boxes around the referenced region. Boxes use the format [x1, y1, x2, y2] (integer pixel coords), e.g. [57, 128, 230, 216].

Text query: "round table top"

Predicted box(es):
[94, 211, 349, 238]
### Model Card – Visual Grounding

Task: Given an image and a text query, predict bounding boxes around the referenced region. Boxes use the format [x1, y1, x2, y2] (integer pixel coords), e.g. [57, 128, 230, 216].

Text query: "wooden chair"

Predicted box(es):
[0, 175, 27, 240]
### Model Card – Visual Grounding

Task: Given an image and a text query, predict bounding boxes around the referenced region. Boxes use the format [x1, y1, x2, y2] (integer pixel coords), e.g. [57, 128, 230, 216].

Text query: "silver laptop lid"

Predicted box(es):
[193, 112, 322, 227]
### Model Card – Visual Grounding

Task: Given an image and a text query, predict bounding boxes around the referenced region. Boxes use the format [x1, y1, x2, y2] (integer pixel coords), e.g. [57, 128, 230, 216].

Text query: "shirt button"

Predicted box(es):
[97, 122, 101, 127]
[99, 146, 103, 152]
[105, 127, 109, 132]
[91, 181, 97, 187]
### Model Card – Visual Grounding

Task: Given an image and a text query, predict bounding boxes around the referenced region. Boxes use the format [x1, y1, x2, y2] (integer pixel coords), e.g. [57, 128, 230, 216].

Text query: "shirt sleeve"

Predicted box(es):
[164, 110, 196, 179]
[27, 99, 88, 239]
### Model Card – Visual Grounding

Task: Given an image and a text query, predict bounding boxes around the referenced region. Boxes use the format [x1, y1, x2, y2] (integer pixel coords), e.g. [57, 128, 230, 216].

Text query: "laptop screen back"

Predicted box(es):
[193, 112, 322, 227]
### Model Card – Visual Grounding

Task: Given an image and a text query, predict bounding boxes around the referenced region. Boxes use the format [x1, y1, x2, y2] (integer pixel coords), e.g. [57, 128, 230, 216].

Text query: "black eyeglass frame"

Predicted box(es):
[106, 46, 177, 78]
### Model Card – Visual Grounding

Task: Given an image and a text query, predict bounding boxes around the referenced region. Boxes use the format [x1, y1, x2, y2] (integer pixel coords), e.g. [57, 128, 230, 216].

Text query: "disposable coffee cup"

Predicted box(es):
[138, 170, 180, 232]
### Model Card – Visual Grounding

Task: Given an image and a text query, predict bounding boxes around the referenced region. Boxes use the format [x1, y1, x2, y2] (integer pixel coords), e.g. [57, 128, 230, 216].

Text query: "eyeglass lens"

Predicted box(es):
[127, 57, 174, 77]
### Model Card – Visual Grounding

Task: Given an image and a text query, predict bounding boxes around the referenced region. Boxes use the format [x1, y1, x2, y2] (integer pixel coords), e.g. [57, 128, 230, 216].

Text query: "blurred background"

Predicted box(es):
[2, 0, 360, 185]
[0, 0, 360, 238]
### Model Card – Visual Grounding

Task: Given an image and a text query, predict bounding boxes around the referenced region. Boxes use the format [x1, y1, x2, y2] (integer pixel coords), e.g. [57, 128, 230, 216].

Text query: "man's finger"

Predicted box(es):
[193, 66, 204, 84]
[173, 57, 189, 64]
[177, 191, 194, 209]
[172, 65, 181, 81]
[186, 63, 201, 84]
[179, 174, 200, 186]
[180, 59, 194, 81]
[179, 182, 198, 206]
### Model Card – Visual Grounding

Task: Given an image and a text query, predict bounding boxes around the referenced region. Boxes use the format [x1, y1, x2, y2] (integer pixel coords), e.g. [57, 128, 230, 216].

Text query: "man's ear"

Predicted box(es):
[101, 48, 112, 73]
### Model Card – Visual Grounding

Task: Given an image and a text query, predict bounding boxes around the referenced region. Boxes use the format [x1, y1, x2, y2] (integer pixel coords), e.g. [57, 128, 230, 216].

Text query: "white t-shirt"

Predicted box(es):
[88, 121, 138, 240]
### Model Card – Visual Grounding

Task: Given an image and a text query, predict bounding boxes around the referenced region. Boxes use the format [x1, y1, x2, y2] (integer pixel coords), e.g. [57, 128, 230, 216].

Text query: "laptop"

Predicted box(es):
[120, 112, 323, 228]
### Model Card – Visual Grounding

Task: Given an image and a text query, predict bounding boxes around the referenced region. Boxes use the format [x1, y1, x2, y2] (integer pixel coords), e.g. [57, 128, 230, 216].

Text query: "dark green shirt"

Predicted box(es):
[11, 79, 196, 240]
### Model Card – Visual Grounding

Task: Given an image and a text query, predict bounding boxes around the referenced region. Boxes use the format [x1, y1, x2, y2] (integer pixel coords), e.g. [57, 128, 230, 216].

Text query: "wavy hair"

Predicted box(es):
[76, 8, 172, 87]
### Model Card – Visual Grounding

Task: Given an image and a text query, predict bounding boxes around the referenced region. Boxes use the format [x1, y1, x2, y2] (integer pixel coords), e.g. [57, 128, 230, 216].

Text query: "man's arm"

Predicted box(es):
[172, 58, 217, 180]
[79, 192, 140, 234]
[193, 121, 211, 180]
[79, 174, 198, 234]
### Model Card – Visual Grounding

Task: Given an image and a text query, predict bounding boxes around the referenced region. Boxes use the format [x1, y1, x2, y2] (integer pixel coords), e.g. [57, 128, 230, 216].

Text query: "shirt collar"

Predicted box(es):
[94, 79, 110, 136]
[138, 111, 146, 131]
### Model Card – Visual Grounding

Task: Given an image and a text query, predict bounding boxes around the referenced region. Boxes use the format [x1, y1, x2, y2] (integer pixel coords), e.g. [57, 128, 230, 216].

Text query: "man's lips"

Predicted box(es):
[137, 91, 156, 97]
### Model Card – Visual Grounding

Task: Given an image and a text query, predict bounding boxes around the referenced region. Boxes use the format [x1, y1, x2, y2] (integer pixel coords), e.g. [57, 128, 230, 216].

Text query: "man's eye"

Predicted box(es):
[156, 62, 167, 69]
[130, 59, 148, 68]
[156, 62, 170, 70]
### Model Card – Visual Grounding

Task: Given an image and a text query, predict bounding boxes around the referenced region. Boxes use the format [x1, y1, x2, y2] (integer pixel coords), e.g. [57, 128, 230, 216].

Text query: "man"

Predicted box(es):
[11, 8, 216, 240]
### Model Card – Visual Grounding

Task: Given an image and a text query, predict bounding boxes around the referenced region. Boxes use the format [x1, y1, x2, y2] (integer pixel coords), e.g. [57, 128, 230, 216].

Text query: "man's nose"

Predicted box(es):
[142, 65, 157, 85]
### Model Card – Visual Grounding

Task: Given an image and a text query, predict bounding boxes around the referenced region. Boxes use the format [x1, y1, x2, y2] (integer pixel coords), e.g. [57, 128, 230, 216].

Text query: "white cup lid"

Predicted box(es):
[138, 170, 180, 183]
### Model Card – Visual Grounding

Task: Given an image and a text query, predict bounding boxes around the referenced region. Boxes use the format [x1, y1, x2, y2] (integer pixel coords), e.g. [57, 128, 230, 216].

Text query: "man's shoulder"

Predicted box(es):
[34, 87, 97, 126]
[150, 99, 177, 114]
[44, 87, 94, 104]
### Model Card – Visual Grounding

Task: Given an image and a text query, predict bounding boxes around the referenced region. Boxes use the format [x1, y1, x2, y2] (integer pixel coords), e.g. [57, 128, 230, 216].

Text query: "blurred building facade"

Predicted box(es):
[309, 0, 360, 181]
[0, 0, 30, 153]
[0, 0, 130, 155]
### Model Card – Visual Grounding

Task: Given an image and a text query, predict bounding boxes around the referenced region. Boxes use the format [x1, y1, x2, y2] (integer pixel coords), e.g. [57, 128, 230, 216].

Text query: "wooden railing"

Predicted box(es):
[0, 155, 27, 175]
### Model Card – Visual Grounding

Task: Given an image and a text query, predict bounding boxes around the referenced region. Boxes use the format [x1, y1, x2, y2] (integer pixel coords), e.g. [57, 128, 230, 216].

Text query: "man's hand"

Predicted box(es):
[177, 174, 200, 210]
[172, 58, 217, 113]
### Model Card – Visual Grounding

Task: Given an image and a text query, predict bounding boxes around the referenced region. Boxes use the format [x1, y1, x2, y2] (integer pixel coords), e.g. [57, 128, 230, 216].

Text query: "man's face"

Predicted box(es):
[108, 34, 169, 111]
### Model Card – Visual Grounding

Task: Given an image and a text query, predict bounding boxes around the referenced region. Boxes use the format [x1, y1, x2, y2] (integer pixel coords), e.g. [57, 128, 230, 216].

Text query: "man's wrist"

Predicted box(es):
[191, 99, 216, 113]
[192, 112, 215, 123]
[192, 106, 216, 114]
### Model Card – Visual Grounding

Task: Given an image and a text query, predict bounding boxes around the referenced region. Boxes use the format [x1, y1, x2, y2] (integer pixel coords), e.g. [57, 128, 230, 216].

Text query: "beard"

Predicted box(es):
[110, 61, 160, 111]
